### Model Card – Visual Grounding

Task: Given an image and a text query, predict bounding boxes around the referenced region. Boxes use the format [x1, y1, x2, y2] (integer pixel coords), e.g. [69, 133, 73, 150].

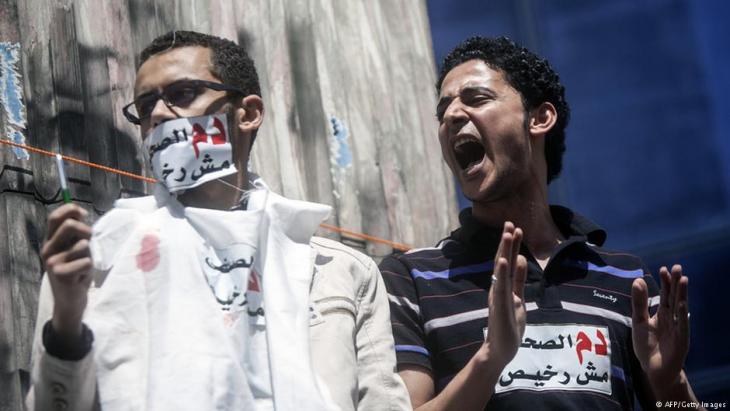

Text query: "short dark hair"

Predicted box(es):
[140, 30, 261, 99]
[437, 36, 569, 184]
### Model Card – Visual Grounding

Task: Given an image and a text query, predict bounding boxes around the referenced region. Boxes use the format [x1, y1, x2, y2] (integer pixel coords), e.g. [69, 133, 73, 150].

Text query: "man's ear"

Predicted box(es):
[528, 102, 557, 139]
[237, 94, 264, 135]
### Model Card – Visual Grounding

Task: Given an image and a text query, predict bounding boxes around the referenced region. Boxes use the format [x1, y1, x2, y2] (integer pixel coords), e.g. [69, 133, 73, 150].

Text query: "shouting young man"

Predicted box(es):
[28, 31, 410, 411]
[381, 36, 701, 410]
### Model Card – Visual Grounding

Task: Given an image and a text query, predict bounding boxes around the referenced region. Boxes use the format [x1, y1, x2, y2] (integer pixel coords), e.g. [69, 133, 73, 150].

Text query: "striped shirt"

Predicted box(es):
[381, 206, 660, 410]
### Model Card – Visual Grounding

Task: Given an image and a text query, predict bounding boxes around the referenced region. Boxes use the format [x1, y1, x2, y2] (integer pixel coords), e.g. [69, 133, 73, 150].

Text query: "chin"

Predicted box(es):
[459, 170, 508, 205]
[459, 180, 489, 203]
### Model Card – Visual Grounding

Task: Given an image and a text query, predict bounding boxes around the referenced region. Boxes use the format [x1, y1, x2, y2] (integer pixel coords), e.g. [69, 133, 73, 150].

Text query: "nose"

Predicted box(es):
[443, 100, 469, 135]
[148, 97, 177, 130]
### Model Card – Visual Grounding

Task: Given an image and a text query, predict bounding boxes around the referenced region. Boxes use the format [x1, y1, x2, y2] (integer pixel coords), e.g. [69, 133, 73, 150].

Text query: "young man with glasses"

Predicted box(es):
[28, 31, 410, 411]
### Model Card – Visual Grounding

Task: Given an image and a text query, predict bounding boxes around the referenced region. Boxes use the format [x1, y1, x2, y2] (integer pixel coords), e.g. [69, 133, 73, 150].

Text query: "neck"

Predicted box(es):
[471, 181, 563, 260]
[177, 170, 247, 211]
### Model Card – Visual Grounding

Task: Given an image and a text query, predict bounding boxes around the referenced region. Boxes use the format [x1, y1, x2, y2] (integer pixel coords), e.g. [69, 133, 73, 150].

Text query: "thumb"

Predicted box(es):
[631, 278, 649, 325]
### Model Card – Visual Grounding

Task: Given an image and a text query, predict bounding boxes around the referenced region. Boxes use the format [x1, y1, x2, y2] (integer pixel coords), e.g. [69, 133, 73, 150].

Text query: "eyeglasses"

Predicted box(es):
[122, 79, 245, 125]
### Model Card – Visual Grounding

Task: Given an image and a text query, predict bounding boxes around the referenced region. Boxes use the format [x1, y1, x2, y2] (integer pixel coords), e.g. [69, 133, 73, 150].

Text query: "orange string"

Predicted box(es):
[319, 223, 411, 252]
[1, 138, 157, 183]
[1, 138, 412, 251]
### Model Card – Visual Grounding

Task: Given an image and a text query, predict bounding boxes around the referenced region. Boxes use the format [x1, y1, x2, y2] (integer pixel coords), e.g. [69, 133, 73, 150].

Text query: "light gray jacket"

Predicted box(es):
[27, 236, 411, 411]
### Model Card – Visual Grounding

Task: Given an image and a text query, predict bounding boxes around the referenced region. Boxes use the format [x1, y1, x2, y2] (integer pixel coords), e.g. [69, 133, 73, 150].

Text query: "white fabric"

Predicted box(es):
[86, 186, 336, 411]
[143, 113, 237, 193]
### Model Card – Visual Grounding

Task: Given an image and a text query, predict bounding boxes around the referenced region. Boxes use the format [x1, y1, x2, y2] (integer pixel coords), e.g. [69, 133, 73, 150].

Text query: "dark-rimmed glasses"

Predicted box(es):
[122, 79, 245, 125]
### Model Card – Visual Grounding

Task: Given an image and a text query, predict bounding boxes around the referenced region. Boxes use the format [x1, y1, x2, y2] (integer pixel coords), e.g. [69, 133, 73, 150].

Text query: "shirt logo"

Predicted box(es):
[593, 289, 617, 303]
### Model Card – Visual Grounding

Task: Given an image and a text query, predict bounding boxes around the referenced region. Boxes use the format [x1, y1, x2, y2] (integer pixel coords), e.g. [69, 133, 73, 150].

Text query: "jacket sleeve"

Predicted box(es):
[26, 274, 99, 411]
[354, 258, 412, 411]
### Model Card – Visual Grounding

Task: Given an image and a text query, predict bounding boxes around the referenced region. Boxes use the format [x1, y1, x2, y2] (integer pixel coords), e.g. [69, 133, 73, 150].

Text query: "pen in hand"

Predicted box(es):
[55, 153, 72, 204]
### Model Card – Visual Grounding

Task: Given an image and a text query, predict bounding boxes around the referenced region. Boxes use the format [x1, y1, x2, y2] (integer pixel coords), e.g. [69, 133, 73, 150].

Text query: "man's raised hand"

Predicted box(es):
[40, 204, 93, 344]
[631, 265, 690, 398]
[484, 222, 528, 368]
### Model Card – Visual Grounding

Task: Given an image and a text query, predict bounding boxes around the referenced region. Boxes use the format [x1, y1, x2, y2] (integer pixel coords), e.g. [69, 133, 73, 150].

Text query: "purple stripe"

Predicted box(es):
[564, 260, 644, 279]
[411, 261, 494, 280]
[612, 365, 628, 383]
[395, 345, 430, 356]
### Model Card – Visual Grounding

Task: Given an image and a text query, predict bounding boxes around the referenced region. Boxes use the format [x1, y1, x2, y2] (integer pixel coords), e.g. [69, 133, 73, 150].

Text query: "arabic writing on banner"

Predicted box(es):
[145, 114, 237, 192]
[201, 243, 257, 314]
[492, 324, 612, 395]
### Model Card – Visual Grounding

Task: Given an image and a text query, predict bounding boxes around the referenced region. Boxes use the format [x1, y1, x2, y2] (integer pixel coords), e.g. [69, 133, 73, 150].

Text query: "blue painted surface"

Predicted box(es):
[427, 0, 730, 401]
[330, 116, 352, 168]
[0, 41, 29, 160]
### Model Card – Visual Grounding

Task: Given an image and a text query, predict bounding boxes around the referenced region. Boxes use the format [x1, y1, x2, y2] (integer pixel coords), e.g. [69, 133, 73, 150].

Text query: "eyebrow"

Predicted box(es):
[134, 77, 197, 99]
[436, 85, 496, 115]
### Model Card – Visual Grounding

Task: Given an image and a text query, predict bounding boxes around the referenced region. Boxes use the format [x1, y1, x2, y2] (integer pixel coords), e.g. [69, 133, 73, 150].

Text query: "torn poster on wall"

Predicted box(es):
[0, 42, 29, 160]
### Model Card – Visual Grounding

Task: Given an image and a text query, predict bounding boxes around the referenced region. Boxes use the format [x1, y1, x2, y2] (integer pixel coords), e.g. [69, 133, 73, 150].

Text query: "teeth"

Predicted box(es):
[451, 134, 486, 171]
[452, 135, 480, 150]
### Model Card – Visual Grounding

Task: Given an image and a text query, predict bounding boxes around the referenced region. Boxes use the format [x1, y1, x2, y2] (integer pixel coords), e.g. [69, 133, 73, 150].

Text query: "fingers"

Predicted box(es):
[494, 222, 515, 263]
[657, 264, 689, 331]
[670, 265, 683, 316]
[667, 265, 681, 313]
[659, 266, 671, 309]
[46, 204, 88, 240]
[512, 255, 527, 300]
[677, 276, 690, 341]
[490, 222, 528, 317]
[45, 238, 93, 280]
[41, 215, 92, 263]
[51, 257, 93, 283]
[492, 257, 509, 303]
[672, 265, 689, 322]
[510, 228, 523, 278]
[631, 278, 649, 325]
[656, 266, 672, 329]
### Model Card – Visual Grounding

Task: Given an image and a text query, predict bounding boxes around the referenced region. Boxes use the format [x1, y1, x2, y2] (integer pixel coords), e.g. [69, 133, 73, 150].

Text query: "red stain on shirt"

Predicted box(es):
[248, 269, 261, 292]
[136, 234, 160, 272]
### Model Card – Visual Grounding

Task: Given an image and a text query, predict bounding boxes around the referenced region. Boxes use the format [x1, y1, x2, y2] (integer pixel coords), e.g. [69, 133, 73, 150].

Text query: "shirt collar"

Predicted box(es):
[451, 205, 607, 247]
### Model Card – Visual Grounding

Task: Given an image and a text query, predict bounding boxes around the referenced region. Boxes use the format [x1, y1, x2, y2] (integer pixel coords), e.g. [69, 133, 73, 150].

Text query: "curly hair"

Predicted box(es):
[139, 30, 261, 99]
[437, 36, 569, 184]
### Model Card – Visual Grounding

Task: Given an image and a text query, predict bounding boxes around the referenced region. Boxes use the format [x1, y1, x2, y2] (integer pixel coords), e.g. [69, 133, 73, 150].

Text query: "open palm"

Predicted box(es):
[485, 222, 527, 367]
[631, 265, 689, 390]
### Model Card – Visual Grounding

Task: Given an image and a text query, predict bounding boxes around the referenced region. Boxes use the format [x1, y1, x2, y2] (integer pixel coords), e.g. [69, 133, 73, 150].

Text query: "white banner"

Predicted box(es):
[493, 324, 612, 395]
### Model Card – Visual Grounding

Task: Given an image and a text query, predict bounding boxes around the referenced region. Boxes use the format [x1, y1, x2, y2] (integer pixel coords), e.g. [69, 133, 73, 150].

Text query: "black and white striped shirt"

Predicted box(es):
[381, 206, 660, 410]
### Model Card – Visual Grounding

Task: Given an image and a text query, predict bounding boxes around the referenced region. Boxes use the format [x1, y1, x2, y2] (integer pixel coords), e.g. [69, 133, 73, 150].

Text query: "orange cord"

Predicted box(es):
[2, 138, 412, 251]
[1, 138, 157, 183]
[319, 223, 411, 251]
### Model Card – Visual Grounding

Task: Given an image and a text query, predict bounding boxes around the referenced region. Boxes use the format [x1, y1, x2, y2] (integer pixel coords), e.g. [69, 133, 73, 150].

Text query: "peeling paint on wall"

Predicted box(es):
[328, 116, 353, 200]
[329, 116, 352, 169]
[0, 42, 29, 160]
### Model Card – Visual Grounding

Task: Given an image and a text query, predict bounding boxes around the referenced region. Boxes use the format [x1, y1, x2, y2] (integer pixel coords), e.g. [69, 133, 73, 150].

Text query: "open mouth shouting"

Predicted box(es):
[452, 134, 486, 176]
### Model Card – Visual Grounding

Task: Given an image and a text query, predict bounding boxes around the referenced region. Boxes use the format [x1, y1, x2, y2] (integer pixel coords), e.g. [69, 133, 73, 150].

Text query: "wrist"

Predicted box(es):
[651, 371, 693, 402]
[51, 310, 84, 342]
[474, 343, 510, 382]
